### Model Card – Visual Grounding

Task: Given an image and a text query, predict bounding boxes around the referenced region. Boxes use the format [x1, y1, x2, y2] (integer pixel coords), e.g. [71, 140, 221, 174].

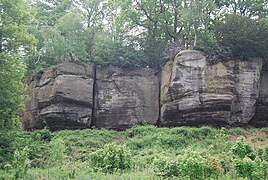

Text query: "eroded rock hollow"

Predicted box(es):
[23, 50, 268, 130]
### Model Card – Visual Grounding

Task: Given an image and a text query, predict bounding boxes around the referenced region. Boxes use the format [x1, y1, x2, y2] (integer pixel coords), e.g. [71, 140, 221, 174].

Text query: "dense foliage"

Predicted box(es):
[0, 0, 34, 127]
[0, 125, 268, 179]
[215, 14, 268, 60]
[11, 0, 268, 75]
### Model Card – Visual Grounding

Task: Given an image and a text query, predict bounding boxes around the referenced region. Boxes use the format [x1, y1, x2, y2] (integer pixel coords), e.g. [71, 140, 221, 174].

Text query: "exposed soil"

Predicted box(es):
[230, 131, 268, 149]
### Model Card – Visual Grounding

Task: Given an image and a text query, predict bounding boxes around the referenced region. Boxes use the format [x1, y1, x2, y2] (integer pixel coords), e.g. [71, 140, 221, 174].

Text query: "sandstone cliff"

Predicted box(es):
[23, 62, 94, 130]
[23, 50, 268, 130]
[161, 50, 264, 127]
[23, 62, 159, 130]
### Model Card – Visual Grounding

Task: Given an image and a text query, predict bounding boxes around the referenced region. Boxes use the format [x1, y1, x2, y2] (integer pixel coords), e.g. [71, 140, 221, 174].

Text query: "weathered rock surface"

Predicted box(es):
[23, 63, 159, 130]
[94, 66, 159, 129]
[251, 63, 268, 126]
[23, 62, 94, 130]
[161, 50, 263, 127]
[23, 50, 268, 130]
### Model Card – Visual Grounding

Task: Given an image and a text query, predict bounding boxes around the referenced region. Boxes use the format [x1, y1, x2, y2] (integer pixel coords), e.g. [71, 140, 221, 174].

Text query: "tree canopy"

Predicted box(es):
[0, 0, 35, 127]
[17, 0, 267, 73]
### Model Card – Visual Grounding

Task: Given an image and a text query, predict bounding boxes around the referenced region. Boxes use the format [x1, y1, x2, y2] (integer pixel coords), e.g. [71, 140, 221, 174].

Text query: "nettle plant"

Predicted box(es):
[90, 142, 132, 173]
[153, 150, 223, 179]
[231, 137, 268, 179]
[13, 147, 31, 179]
[231, 137, 255, 160]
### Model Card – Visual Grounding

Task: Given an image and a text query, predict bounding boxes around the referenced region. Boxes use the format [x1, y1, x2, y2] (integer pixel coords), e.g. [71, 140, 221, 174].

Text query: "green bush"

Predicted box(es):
[126, 135, 155, 150]
[127, 125, 158, 137]
[13, 146, 31, 179]
[262, 146, 268, 162]
[234, 157, 268, 180]
[0, 129, 18, 168]
[227, 128, 247, 136]
[231, 137, 256, 159]
[260, 160, 268, 179]
[153, 156, 180, 177]
[153, 150, 223, 179]
[90, 142, 131, 173]
[32, 128, 53, 141]
[179, 150, 217, 179]
[155, 132, 187, 149]
[11, 130, 51, 168]
[48, 138, 66, 166]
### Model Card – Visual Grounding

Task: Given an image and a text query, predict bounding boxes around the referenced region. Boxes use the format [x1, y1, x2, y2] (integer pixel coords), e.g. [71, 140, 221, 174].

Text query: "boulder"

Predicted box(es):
[22, 62, 94, 130]
[160, 50, 263, 127]
[94, 66, 159, 129]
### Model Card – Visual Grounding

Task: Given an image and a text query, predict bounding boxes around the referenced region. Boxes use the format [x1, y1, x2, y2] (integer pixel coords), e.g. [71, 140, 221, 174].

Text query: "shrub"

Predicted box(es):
[90, 143, 131, 173]
[179, 150, 216, 179]
[0, 129, 18, 168]
[260, 160, 268, 179]
[153, 156, 180, 177]
[32, 128, 53, 141]
[48, 138, 66, 166]
[127, 125, 158, 137]
[234, 157, 268, 180]
[125, 131, 158, 151]
[170, 126, 217, 139]
[262, 146, 268, 162]
[231, 137, 256, 159]
[153, 150, 223, 179]
[227, 128, 247, 136]
[13, 146, 31, 179]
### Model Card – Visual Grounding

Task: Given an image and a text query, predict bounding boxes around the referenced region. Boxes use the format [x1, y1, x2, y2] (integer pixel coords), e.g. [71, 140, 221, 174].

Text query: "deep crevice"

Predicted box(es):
[155, 71, 162, 127]
[158, 79, 161, 127]
[90, 65, 97, 127]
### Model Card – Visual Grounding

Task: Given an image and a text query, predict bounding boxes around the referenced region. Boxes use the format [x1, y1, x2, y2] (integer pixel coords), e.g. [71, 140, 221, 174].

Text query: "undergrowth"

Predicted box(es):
[1, 125, 268, 179]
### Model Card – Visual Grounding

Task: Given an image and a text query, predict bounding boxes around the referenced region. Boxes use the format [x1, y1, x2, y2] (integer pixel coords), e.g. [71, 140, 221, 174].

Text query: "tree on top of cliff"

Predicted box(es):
[8, 0, 268, 75]
[215, 14, 268, 60]
[214, 0, 268, 18]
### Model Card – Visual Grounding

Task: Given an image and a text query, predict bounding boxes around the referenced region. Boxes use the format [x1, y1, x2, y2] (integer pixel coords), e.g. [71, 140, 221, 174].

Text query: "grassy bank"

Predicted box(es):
[1, 125, 268, 179]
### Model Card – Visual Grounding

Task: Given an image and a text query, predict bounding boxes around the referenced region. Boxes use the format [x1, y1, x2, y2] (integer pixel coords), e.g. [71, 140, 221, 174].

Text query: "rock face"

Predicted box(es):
[252, 63, 268, 126]
[23, 62, 94, 130]
[160, 50, 263, 127]
[94, 66, 159, 129]
[23, 50, 268, 130]
[23, 63, 159, 130]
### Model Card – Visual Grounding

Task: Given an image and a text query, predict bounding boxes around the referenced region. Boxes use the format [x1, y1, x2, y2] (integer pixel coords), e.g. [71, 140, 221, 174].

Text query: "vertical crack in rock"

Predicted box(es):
[91, 65, 97, 127]
[155, 69, 162, 127]
[94, 65, 159, 130]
